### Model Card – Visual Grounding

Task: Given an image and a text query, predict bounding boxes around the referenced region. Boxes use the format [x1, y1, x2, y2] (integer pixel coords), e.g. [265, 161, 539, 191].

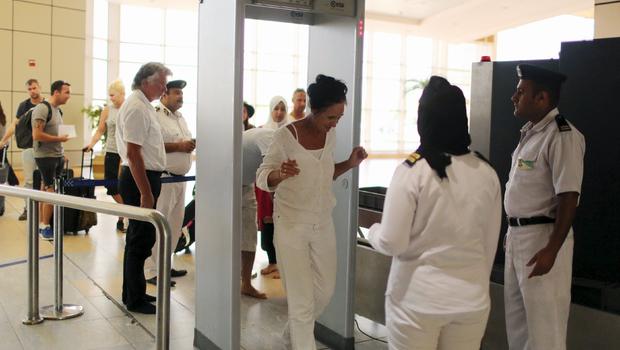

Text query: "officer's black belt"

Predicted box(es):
[163, 171, 183, 177]
[508, 216, 555, 227]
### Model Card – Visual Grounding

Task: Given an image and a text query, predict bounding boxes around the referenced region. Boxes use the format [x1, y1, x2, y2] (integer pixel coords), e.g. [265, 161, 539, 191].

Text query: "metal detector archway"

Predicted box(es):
[194, 1, 364, 349]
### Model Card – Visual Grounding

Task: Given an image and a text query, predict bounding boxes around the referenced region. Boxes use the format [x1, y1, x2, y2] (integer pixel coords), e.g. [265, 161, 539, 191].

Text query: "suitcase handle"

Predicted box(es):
[81, 149, 94, 179]
[1, 145, 7, 167]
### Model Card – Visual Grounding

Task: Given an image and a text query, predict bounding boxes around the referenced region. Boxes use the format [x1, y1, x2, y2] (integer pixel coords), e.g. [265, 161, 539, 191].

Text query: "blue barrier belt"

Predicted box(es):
[63, 176, 195, 188]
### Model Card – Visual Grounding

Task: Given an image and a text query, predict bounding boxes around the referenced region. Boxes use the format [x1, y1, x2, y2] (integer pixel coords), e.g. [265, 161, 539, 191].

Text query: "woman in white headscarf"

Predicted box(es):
[263, 96, 288, 130]
[256, 95, 288, 279]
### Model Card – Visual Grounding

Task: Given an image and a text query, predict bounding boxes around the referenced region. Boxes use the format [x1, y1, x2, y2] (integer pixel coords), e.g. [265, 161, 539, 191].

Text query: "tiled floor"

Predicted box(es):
[0, 168, 391, 350]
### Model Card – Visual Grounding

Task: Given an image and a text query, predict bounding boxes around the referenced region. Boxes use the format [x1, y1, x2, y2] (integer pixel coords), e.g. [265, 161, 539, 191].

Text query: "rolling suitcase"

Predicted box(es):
[62, 150, 97, 234]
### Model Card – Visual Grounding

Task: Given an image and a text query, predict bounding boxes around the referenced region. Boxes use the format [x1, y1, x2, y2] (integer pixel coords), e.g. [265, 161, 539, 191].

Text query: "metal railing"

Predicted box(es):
[0, 184, 172, 350]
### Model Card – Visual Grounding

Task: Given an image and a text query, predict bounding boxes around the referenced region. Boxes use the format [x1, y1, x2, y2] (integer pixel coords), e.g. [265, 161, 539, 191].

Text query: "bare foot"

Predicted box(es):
[271, 270, 281, 279]
[261, 264, 278, 275]
[241, 284, 267, 299]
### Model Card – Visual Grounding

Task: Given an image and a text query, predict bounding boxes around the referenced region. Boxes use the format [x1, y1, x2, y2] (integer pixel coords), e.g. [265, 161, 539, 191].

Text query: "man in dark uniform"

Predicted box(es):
[504, 64, 585, 350]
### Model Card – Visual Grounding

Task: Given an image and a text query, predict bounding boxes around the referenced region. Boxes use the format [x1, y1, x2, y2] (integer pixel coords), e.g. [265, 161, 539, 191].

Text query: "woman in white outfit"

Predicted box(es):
[84, 79, 126, 231]
[256, 75, 367, 350]
[368, 76, 502, 350]
[258, 95, 288, 279]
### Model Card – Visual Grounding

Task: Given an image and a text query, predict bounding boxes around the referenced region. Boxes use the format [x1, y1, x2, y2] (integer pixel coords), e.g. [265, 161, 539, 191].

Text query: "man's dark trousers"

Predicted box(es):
[119, 166, 162, 308]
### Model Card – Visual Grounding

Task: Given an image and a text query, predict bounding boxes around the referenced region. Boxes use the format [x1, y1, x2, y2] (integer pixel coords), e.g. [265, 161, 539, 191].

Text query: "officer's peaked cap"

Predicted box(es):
[516, 64, 567, 87]
[166, 80, 186, 90]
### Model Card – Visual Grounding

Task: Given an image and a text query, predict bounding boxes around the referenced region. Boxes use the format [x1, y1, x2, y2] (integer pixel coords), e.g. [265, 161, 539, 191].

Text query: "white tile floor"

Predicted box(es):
[0, 158, 395, 350]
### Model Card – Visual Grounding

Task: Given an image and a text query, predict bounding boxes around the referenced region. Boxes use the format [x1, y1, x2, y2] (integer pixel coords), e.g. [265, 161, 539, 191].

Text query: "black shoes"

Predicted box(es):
[116, 219, 126, 232]
[144, 294, 156, 302]
[127, 301, 156, 314]
[146, 277, 176, 287]
[171, 268, 187, 277]
[18, 208, 27, 221]
[146, 269, 186, 285]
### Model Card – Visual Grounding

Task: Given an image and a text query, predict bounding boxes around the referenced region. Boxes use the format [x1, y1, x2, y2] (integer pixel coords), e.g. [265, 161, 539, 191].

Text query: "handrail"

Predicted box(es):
[0, 184, 171, 350]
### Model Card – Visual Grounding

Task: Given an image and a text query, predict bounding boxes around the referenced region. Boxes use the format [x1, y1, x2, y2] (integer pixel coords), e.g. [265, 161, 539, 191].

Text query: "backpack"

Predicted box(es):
[15, 101, 62, 149]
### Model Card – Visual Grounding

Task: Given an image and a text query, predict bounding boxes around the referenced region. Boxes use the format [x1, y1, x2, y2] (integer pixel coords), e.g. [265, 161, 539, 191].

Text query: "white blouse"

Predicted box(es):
[368, 153, 502, 314]
[256, 127, 336, 224]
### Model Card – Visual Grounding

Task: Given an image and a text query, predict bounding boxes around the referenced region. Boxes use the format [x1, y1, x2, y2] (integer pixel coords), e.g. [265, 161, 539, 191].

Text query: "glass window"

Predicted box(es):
[120, 5, 163, 45]
[120, 43, 164, 63]
[165, 46, 197, 66]
[119, 62, 143, 90]
[165, 10, 198, 47]
[93, 38, 108, 60]
[497, 15, 594, 61]
[93, 0, 108, 39]
[92, 59, 108, 100]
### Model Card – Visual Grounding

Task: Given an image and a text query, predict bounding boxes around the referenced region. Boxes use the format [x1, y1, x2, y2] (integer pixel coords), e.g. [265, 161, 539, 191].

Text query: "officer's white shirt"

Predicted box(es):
[155, 103, 192, 175]
[116, 90, 166, 171]
[368, 153, 502, 314]
[504, 108, 585, 218]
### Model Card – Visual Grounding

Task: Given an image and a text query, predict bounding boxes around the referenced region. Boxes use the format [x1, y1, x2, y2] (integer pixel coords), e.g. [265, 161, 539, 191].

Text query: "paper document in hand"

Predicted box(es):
[58, 124, 77, 139]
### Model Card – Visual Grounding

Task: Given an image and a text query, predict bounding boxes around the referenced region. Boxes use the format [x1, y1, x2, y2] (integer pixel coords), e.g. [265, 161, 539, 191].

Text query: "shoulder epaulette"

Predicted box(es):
[404, 152, 422, 167]
[555, 114, 572, 132]
[473, 151, 492, 166]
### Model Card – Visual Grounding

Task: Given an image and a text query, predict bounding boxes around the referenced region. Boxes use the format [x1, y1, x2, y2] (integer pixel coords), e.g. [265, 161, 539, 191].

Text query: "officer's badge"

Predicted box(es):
[404, 152, 422, 167]
[517, 158, 535, 170]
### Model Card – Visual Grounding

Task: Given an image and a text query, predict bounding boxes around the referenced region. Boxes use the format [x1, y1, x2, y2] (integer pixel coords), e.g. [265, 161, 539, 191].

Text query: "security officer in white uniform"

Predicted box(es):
[504, 64, 585, 350]
[146, 80, 195, 286]
[368, 76, 502, 350]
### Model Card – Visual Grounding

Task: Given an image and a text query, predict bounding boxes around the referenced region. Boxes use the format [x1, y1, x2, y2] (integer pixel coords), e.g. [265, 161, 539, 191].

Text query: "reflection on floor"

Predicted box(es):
[0, 186, 389, 350]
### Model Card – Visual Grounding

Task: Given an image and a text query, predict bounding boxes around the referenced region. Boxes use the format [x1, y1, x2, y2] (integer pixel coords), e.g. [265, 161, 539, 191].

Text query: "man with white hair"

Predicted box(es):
[116, 62, 170, 314]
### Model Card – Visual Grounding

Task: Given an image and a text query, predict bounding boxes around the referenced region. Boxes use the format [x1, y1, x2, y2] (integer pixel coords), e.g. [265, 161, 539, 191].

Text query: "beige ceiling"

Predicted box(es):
[365, 0, 594, 41]
[111, 0, 594, 42]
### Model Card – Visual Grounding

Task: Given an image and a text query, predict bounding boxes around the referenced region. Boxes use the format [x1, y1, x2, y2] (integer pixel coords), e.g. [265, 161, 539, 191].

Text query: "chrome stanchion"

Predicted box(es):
[154, 213, 171, 350]
[22, 198, 43, 325]
[40, 178, 84, 320]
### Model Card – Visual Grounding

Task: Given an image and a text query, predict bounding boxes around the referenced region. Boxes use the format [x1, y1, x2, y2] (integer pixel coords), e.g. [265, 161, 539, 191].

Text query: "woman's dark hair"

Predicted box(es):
[0, 101, 6, 127]
[307, 74, 348, 112]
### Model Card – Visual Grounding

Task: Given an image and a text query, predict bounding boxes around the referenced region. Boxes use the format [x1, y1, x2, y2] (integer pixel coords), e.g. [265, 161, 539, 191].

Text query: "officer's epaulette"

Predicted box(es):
[473, 151, 492, 166]
[404, 152, 422, 167]
[555, 114, 572, 132]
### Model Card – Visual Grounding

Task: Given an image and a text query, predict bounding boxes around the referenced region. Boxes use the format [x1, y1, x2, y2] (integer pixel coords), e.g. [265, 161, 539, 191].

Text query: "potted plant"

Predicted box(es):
[81, 105, 105, 179]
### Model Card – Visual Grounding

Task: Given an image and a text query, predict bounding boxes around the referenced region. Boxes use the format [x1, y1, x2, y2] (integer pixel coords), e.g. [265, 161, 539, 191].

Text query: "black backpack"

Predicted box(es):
[15, 101, 62, 149]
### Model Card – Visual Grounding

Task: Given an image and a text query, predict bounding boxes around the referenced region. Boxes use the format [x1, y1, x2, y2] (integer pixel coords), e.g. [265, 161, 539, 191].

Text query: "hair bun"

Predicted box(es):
[307, 74, 348, 112]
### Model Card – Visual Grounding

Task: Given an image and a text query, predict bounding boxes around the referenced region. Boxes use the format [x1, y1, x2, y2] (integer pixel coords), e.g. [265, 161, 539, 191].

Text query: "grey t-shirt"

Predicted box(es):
[32, 102, 63, 158]
[242, 128, 274, 185]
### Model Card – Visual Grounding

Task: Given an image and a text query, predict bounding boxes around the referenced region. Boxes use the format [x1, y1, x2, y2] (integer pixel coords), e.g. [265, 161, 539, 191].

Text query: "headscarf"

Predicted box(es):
[263, 96, 288, 130]
[416, 76, 471, 179]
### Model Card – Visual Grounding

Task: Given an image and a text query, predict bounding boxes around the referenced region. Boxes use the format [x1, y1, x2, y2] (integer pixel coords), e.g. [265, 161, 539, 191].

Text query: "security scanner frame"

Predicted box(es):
[195, 1, 365, 349]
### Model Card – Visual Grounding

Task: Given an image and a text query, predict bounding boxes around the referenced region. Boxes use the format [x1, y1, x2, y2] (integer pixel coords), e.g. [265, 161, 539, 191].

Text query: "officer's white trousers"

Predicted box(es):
[274, 216, 337, 350]
[504, 225, 573, 350]
[385, 296, 489, 350]
[150, 181, 185, 268]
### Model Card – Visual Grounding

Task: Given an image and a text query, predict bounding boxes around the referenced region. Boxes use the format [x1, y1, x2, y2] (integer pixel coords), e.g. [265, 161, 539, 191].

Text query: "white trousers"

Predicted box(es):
[274, 216, 337, 350]
[148, 181, 185, 270]
[504, 225, 573, 350]
[22, 148, 36, 206]
[385, 296, 489, 350]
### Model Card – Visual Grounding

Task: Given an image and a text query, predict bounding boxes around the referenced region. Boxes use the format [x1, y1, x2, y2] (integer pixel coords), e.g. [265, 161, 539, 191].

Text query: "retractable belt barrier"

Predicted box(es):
[63, 176, 196, 188]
